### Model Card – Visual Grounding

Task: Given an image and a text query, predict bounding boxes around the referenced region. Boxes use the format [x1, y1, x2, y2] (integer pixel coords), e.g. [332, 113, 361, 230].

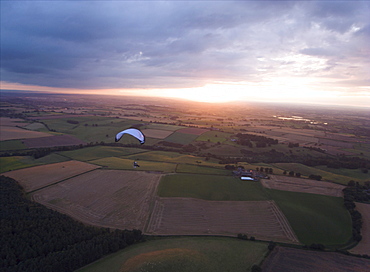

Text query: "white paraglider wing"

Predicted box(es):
[115, 128, 145, 144]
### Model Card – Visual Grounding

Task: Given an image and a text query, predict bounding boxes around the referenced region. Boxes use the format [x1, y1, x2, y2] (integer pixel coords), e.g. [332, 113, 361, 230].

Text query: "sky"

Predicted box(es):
[1, 0, 369, 106]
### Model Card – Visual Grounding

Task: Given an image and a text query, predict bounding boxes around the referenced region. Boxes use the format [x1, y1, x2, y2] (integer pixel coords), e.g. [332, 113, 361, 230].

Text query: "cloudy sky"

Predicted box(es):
[1, 1, 369, 106]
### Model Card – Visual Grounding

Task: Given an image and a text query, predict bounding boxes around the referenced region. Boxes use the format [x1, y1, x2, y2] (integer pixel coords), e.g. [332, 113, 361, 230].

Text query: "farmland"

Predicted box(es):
[261, 174, 345, 197]
[0, 117, 52, 141]
[267, 190, 352, 245]
[157, 174, 269, 201]
[3, 160, 100, 192]
[147, 198, 298, 243]
[32, 170, 161, 230]
[1, 92, 370, 271]
[262, 246, 370, 272]
[78, 237, 268, 272]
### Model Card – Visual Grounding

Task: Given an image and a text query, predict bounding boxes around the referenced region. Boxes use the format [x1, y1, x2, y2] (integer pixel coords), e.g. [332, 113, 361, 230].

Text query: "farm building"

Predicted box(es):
[232, 167, 269, 181]
[240, 176, 255, 181]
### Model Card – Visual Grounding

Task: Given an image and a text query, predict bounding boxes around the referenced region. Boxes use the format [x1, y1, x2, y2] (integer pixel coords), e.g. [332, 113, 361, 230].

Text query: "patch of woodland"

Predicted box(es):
[235, 133, 279, 148]
[0, 175, 144, 272]
[342, 181, 370, 244]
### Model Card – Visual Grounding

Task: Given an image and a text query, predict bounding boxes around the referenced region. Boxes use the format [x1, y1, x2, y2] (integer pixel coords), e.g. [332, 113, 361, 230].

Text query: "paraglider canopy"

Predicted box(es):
[115, 128, 145, 144]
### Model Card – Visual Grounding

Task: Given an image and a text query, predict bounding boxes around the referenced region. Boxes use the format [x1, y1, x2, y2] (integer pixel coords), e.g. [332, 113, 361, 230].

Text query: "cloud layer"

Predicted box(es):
[1, 1, 369, 98]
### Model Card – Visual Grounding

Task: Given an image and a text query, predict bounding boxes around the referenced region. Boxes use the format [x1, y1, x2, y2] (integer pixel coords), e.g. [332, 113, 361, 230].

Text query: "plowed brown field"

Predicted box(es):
[23, 134, 86, 148]
[0, 117, 52, 141]
[4, 160, 100, 192]
[0, 117, 28, 127]
[146, 198, 298, 243]
[0, 126, 51, 141]
[261, 175, 345, 197]
[141, 129, 173, 139]
[262, 246, 370, 272]
[32, 170, 161, 230]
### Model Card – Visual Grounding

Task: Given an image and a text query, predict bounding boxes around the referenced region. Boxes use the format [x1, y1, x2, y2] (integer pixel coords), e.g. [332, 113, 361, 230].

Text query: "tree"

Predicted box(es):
[251, 264, 262, 272]
[268, 241, 276, 251]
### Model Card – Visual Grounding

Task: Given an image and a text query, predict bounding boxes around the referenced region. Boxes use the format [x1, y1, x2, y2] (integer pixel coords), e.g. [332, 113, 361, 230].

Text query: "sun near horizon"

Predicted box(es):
[2, 81, 370, 108]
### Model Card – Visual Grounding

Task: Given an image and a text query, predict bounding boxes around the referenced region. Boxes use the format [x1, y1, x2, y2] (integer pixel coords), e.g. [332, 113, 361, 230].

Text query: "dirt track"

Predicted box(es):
[146, 198, 298, 243]
[261, 175, 345, 197]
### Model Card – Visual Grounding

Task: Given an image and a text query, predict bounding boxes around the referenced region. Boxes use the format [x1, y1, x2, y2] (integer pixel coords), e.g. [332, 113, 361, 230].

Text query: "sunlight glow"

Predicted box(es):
[153, 79, 343, 104]
[2, 80, 370, 107]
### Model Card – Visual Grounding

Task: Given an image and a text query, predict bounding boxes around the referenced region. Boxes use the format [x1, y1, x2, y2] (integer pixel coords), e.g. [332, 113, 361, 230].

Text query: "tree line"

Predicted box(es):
[342, 181, 370, 243]
[0, 176, 144, 272]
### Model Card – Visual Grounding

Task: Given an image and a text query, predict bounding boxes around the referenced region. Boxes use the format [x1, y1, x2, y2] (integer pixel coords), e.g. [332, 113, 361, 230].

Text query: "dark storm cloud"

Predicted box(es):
[0, 1, 369, 91]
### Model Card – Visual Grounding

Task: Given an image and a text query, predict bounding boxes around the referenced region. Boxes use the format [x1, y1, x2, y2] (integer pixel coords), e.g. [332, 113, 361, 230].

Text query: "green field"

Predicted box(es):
[163, 131, 199, 145]
[196, 131, 232, 143]
[77, 237, 268, 272]
[145, 123, 183, 131]
[157, 174, 269, 201]
[0, 154, 69, 173]
[0, 140, 27, 151]
[90, 157, 177, 172]
[42, 117, 140, 142]
[24, 122, 48, 131]
[157, 173, 352, 246]
[176, 164, 231, 175]
[266, 189, 352, 246]
[316, 165, 370, 183]
[273, 162, 365, 184]
[0, 156, 33, 173]
[60, 146, 146, 161]
[124, 150, 221, 167]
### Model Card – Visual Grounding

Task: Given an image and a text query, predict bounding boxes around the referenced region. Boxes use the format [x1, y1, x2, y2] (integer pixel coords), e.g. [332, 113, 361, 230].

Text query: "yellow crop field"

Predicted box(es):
[32, 170, 161, 230]
[3, 160, 100, 192]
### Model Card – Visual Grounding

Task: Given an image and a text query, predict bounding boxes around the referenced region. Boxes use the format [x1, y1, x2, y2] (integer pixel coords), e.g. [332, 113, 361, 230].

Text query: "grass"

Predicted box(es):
[42, 117, 139, 142]
[24, 122, 47, 131]
[77, 237, 268, 272]
[176, 164, 231, 175]
[90, 157, 177, 172]
[157, 174, 270, 201]
[205, 144, 243, 157]
[267, 189, 352, 246]
[315, 165, 370, 183]
[196, 131, 232, 143]
[163, 131, 199, 145]
[0, 156, 34, 173]
[0, 140, 27, 151]
[22, 153, 70, 165]
[0, 154, 69, 173]
[59, 146, 146, 161]
[273, 162, 364, 184]
[145, 123, 183, 131]
[124, 151, 222, 168]
[157, 173, 352, 246]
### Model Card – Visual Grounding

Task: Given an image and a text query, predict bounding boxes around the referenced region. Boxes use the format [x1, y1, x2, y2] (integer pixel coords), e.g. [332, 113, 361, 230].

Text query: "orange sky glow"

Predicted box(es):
[2, 81, 369, 108]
